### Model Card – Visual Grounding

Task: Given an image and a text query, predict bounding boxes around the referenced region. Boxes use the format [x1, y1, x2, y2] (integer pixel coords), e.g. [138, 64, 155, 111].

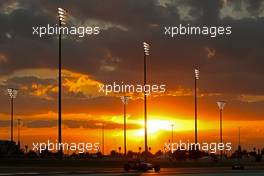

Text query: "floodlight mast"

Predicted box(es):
[217, 100, 226, 160]
[101, 122, 105, 155]
[121, 96, 129, 156]
[7, 88, 18, 142]
[194, 69, 199, 145]
[17, 118, 21, 149]
[143, 42, 150, 160]
[57, 7, 66, 157]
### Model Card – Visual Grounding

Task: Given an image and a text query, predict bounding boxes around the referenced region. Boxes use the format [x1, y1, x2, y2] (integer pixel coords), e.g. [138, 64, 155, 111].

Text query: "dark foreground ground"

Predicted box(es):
[0, 159, 263, 175]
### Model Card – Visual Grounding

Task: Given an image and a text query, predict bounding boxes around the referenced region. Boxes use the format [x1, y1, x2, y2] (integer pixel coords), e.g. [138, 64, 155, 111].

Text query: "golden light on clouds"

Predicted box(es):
[63, 70, 102, 97]
[0, 68, 103, 99]
[166, 86, 193, 97]
[31, 83, 57, 99]
[0, 68, 263, 152]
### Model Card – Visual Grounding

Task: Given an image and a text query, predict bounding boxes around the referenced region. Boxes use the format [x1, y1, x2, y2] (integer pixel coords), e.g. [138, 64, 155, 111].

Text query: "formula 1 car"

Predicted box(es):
[124, 160, 160, 172]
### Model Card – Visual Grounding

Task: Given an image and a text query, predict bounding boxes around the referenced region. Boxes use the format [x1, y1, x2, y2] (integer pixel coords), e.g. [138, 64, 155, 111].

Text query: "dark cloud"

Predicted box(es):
[244, 0, 263, 15]
[26, 120, 57, 128]
[0, 76, 57, 115]
[0, 119, 141, 129]
[0, 0, 264, 120]
[64, 119, 140, 130]
[0, 120, 10, 127]
[4, 76, 55, 87]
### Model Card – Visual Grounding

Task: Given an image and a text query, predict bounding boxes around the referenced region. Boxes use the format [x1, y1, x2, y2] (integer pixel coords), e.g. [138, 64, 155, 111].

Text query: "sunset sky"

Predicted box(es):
[0, 0, 264, 154]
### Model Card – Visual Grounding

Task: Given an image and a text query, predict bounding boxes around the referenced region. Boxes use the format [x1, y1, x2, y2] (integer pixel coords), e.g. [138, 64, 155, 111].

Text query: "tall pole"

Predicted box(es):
[124, 103, 126, 156]
[143, 42, 150, 160]
[11, 96, 14, 142]
[102, 123, 105, 155]
[121, 96, 129, 157]
[194, 69, 199, 145]
[17, 119, 21, 149]
[220, 109, 223, 143]
[58, 18, 62, 156]
[144, 53, 147, 158]
[57, 7, 66, 157]
[194, 77, 197, 144]
[238, 127, 241, 147]
[7, 88, 18, 142]
[217, 101, 226, 160]
[238, 127, 241, 160]
[220, 109, 223, 159]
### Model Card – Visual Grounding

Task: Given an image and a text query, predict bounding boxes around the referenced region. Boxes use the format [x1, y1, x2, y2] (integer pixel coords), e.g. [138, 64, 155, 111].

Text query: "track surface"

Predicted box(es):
[0, 167, 263, 176]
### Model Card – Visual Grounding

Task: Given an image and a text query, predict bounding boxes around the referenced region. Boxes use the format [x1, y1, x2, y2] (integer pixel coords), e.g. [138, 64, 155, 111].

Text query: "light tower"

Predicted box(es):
[7, 88, 18, 142]
[17, 118, 21, 149]
[121, 96, 129, 156]
[143, 42, 150, 160]
[194, 69, 199, 145]
[217, 100, 226, 159]
[102, 123, 105, 155]
[57, 7, 66, 156]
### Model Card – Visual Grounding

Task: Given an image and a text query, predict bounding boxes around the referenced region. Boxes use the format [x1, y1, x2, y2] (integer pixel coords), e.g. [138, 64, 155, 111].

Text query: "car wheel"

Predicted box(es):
[140, 165, 148, 172]
[124, 163, 131, 171]
[154, 165, 160, 172]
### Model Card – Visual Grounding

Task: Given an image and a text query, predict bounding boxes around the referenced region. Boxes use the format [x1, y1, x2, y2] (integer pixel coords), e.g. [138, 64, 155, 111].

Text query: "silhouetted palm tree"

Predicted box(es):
[25, 145, 28, 153]
[118, 146, 121, 155]
[149, 147, 151, 153]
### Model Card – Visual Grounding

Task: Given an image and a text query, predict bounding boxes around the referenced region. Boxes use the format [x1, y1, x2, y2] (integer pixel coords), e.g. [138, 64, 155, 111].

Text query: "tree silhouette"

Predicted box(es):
[25, 145, 28, 153]
[118, 146, 121, 155]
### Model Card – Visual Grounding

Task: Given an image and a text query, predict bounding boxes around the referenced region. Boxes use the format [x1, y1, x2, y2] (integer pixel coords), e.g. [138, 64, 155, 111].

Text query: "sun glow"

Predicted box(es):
[133, 117, 194, 137]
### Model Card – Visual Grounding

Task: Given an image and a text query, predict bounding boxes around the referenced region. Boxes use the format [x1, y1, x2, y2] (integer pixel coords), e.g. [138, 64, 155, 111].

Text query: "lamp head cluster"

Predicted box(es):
[143, 42, 150, 56]
[217, 101, 226, 110]
[121, 96, 130, 105]
[194, 69, 199, 80]
[7, 88, 18, 99]
[58, 8, 67, 25]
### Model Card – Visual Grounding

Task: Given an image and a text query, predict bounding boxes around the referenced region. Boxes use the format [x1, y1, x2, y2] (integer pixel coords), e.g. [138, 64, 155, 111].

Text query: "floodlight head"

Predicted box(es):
[58, 11, 65, 15]
[58, 8, 66, 25]
[121, 96, 130, 105]
[143, 42, 150, 56]
[217, 101, 226, 110]
[58, 8, 66, 12]
[194, 69, 199, 80]
[7, 88, 18, 99]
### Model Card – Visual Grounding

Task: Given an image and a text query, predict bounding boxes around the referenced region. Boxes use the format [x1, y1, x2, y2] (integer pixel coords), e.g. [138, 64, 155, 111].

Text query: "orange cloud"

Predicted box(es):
[166, 86, 193, 97]
[30, 83, 57, 99]
[63, 70, 102, 97]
